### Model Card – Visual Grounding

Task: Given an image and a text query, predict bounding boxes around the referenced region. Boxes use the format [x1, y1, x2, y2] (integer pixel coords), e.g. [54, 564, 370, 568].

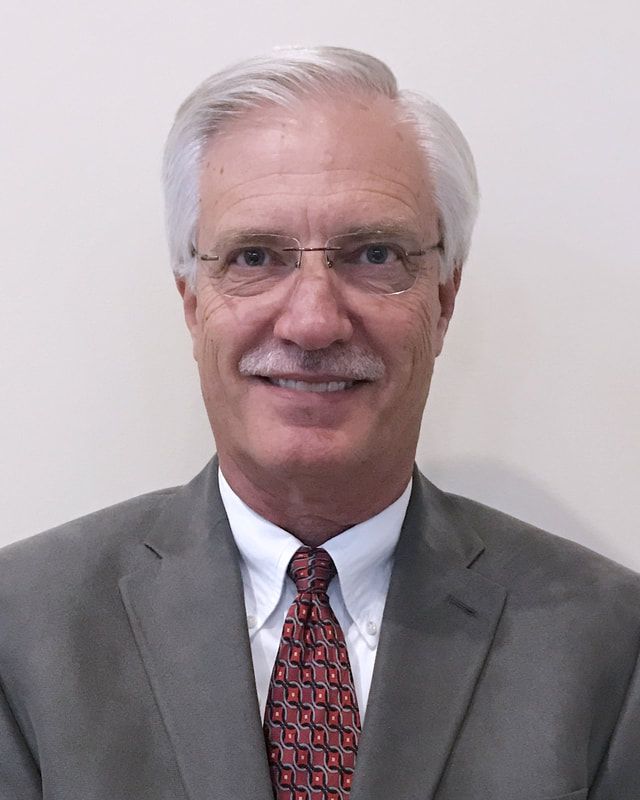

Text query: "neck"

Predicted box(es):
[218, 453, 414, 547]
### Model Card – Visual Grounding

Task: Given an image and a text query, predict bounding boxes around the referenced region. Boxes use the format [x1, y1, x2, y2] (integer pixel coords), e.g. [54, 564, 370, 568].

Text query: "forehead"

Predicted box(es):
[198, 93, 437, 238]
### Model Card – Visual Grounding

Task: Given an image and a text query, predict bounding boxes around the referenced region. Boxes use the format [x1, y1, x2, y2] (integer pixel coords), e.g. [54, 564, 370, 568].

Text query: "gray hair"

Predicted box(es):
[162, 46, 479, 287]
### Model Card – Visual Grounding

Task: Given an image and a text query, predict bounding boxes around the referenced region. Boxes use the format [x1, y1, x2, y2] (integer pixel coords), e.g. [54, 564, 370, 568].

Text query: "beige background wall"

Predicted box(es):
[1, 1, 638, 570]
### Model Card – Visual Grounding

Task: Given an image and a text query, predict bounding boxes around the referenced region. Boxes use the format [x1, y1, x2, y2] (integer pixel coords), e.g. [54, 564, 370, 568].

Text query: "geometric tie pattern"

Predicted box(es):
[264, 547, 361, 800]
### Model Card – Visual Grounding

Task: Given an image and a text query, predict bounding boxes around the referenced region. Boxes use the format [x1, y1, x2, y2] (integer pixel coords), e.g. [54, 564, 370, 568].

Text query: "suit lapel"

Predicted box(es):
[119, 460, 273, 800]
[351, 473, 507, 800]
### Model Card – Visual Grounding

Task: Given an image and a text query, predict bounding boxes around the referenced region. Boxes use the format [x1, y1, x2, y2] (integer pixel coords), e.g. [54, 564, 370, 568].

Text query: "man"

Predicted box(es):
[1, 46, 638, 800]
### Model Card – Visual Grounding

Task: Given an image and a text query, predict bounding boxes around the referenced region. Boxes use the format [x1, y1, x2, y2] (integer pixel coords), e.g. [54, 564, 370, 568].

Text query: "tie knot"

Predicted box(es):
[288, 547, 336, 594]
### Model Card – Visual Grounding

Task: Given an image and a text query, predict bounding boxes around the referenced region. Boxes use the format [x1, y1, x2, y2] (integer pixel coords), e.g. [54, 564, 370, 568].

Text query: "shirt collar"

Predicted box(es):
[322, 482, 411, 647]
[219, 469, 411, 646]
[219, 469, 300, 632]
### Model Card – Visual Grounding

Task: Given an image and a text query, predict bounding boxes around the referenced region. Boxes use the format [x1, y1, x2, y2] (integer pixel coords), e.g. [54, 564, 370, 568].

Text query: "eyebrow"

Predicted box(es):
[212, 227, 292, 242]
[332, 222, 422, 240]
[210, 220, 424, 243]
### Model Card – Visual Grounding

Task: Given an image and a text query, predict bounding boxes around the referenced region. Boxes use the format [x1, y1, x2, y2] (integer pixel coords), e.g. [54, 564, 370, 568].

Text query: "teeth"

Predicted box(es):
[268, 378, 354, 392]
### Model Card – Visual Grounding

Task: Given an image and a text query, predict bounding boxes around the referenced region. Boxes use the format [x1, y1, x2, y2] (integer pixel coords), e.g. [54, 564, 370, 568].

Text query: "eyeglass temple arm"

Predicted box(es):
[408, 241, 444, 257]
[190, 245, 219, 262]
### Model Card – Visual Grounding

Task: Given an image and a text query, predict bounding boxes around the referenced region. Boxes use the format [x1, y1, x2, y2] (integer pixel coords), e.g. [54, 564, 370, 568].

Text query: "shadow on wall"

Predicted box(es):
[420, 457, 632, 571]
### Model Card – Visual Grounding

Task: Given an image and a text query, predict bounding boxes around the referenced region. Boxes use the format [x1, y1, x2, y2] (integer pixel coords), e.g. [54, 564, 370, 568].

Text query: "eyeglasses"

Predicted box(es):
[190, 231, 443, 297]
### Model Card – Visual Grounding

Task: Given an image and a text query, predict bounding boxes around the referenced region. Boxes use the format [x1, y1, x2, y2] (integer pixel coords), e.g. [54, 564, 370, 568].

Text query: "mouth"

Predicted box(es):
[263, 377, 358, 393]
[238, 345, 385, 394]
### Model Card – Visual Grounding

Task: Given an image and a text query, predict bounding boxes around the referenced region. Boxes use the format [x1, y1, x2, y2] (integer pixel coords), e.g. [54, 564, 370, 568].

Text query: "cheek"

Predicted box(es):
[384, 291, 440, 382]
[194, 289, 275, 389]
[194, 291, 226, 372]
[192, 289, 249, 399]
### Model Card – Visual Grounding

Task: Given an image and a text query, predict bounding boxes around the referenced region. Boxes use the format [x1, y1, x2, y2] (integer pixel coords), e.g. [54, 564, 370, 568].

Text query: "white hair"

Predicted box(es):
[162, 46, 479, 287]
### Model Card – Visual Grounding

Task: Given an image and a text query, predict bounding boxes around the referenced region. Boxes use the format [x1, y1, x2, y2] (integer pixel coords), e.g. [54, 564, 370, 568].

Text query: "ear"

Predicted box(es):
[176, 277, 199, 357]
[435, 266, 462, 356]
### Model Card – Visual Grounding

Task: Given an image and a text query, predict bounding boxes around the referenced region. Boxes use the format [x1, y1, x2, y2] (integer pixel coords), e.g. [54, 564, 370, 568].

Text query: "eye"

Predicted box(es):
[356, 243, 402, 266]
[230, 247, 273, 268]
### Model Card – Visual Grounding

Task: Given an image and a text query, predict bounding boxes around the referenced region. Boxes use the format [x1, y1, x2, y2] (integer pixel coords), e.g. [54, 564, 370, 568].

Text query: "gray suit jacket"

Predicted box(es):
[1, 459, 639, 799]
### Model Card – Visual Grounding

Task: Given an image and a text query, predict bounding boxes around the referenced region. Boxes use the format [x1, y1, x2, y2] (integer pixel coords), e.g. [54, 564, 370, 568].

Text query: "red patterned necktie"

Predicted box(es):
[264, 547, 361, 800]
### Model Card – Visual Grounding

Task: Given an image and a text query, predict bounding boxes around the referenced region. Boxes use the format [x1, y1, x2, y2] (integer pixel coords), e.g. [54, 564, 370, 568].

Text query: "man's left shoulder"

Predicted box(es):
[443, 488, 640, 607]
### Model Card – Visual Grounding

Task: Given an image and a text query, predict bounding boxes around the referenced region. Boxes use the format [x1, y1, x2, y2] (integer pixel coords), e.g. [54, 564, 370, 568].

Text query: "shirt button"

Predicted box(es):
[246, 614, 257, 629]
[366, 620, 378, 636]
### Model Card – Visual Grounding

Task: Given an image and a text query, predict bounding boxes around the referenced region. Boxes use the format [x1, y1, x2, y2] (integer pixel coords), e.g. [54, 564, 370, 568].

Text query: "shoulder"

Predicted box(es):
[420, 482, 640, 701]
[438, 487, 640, 613]
[0, 486, 179, 604]
[413, 469, 640, 617]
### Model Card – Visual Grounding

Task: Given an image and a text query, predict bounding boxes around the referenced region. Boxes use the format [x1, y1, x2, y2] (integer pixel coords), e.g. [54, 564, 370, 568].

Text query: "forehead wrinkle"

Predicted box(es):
[201, 191, 428, 243]
[202, 172, 432, 225]
[201, 166, 428, 196]
[213, 186, 423, 215]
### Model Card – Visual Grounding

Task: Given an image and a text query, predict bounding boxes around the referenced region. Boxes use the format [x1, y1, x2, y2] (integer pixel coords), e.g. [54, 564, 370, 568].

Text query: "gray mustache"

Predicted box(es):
[239, 343, 385, 381]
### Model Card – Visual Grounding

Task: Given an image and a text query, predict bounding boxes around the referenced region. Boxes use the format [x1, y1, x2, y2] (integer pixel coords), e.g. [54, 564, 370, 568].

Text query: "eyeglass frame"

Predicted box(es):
[189, 229, 444, 297]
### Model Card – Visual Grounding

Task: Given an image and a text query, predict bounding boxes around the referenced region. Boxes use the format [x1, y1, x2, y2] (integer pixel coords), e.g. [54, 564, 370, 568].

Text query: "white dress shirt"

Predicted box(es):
[218, 469, 411, 721]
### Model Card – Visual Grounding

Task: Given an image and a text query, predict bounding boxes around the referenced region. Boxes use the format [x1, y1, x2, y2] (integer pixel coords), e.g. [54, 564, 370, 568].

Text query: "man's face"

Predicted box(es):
[180, 94, 458, 482]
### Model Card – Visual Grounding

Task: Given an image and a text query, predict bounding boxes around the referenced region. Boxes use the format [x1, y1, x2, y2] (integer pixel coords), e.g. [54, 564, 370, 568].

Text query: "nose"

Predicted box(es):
[272, 252, 353, 350]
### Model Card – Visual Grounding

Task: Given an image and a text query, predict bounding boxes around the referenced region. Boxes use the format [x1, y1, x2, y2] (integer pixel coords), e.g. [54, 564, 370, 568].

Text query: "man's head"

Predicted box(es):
[164, 47, 478, 289]
[163, 47, 478, 514]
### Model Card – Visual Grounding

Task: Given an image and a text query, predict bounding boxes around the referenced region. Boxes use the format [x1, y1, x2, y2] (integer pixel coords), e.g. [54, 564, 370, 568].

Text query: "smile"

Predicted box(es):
[266, 378, 356, 392]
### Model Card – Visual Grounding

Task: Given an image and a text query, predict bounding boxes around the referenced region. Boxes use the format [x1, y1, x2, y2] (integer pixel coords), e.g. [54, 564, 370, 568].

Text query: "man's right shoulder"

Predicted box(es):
[0, 486, 180, 597]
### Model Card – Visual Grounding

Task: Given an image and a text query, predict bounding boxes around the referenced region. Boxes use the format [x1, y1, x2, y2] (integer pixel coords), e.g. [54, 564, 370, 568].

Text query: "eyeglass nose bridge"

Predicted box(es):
[282, 245, 343, 269]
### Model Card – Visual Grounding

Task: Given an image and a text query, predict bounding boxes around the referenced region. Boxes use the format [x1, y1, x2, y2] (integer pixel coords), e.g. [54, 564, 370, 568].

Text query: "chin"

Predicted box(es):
[248, 427, 369, 477]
